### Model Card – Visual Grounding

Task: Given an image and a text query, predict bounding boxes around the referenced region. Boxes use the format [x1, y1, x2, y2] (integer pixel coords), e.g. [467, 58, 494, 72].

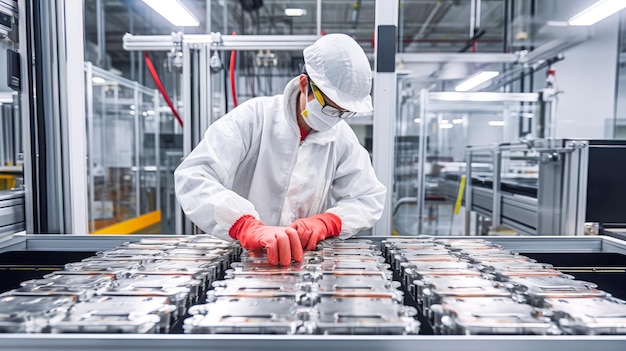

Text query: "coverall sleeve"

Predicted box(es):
[325, 128, 387, 238]
[174, 102, 259, 240]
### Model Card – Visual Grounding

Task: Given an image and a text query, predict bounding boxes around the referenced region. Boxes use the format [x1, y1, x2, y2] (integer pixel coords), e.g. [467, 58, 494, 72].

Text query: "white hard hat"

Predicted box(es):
[303, 33, 373, 114]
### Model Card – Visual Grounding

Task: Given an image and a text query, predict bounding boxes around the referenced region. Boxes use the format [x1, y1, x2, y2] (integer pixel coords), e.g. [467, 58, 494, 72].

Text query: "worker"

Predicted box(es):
[174, 33, 386, 265]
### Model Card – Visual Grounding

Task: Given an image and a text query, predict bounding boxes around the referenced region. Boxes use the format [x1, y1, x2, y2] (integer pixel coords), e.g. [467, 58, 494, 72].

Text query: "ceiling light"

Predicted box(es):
[452, 118, 463, 124]
[413, 118, 421, 124]
[91, 77, 106, 84]
[439, 123, 453, 129]
[285, 8, 307, 17]
[143, 0, 200, 27]
[455, 71, 499, 92]
[440, 119, 450, 124]
[488, 121, 505, 126]
[568, 0, 626, 26]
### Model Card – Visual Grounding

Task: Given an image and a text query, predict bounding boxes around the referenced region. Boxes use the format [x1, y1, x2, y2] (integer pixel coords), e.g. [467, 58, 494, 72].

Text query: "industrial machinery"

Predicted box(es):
[0, 233, 625, 350]
[437, 139, 626, 235]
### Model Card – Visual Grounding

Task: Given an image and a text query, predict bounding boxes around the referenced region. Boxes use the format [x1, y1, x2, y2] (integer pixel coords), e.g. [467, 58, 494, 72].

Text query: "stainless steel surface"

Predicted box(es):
[0, 235, 625, 348]
[0, 189, 24, 235]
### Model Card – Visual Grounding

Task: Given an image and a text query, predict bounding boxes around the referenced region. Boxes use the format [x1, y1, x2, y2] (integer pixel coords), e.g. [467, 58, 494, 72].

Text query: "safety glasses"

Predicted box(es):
[309, 80, 357, 118]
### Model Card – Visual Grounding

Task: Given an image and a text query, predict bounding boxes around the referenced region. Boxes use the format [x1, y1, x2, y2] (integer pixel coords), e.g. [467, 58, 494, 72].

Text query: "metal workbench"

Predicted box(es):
[0, 190, 24, 236]
[0, 233, 625, 351]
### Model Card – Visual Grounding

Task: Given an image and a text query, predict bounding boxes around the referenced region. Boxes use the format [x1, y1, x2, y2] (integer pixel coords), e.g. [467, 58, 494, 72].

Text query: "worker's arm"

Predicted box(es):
[174, 101, 259, 239]
[289, 124, 386, 248]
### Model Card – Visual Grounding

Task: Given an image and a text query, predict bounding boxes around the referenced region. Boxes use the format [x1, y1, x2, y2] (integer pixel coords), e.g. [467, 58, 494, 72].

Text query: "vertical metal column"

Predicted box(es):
[134, 82, 141, 216]
[21, 0, 89, 234]
[537, 148, 564, 234]
[465, 149, 473, 235]
[96, 0, 105, 67]
[372, 0, 398, 236]
[86, 62, 95, 233]
[178, 43, 194, 234]
[316, 0, 322, 35]
[492, 149, 502, 228]
[416, 89, 428, 234]
[154, 90, 161, 211]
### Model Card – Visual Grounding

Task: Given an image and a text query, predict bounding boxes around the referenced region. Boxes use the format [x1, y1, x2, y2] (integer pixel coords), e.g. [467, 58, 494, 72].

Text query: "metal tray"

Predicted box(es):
[184, 297, 305, 334]
[312, 297, 419, 335]
[543, 297, 626, 335]
[505, 275, 607, 306]
[430, 297, 558, 335]
[0, 295, 75, 333]
[22, 274, 114, 290]
[48, 296, 173, 334]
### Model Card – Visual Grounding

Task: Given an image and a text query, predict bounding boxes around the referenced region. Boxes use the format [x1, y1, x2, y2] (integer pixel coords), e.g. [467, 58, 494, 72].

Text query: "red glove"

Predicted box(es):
[289, 213, 342, 251]
[229, 215, 304, 265]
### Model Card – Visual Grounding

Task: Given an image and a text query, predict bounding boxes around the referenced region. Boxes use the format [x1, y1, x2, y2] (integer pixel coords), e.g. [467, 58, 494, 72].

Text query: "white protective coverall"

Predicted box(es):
[174, 77, 386, 241]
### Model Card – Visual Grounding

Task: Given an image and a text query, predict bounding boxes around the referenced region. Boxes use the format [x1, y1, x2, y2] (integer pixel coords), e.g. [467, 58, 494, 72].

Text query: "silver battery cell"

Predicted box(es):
[61, 260, 140, 278]
[302, 277, 403, 303]
[137, 237, 191, 245]
[431, 297, 558, 335]
[120, 242, 178, 251]
[0, 295, 76, 333]
[505, 275, 607, 306]
[208, 279, 305, 300]
[134, 260, 218, 292]
[184, 297, 306, 334]
[94, 248, 167, 259]
[49, 296, 174, 334]
[417, 276, 511, 314]
[7, 285, 96, 302]
[401, 261, 481, 289]
[434, 239, 500, 249]
[312, 296, 419, 335]
[101, 282, 190, 319]
[543, 297, 626, 335]
[22, 274, 114, 290]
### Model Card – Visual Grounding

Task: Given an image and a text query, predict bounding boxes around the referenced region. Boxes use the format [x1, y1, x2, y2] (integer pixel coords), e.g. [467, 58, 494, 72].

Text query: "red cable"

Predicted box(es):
[144, 51, 183, 127]
[230, 32, 238, 108]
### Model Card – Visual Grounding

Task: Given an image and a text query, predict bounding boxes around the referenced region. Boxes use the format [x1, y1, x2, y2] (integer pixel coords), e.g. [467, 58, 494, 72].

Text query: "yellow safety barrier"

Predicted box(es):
[91, 210, 161, 235]
[0, 174, 16, 190]
[454, 175, 466, 215]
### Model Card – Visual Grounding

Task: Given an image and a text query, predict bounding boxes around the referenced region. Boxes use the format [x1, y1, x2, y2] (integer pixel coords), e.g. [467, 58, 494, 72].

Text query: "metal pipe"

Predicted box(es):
[465, 149, 473, 235]
[134, 82, 141, 217]
[398, 0, 404, 53]
[469, 0, 476, 39]
[154, 90, 161, 212]
[223, 0, 227, 34]
[206, 0, 211, 33]
[417, 89, 428, 235]
[123, 33, 319, 51]
[415, 2, 441, 40]
[86, 62, 95, 233]
[96, 0, 105, 67]
[316, 0, 322, 35]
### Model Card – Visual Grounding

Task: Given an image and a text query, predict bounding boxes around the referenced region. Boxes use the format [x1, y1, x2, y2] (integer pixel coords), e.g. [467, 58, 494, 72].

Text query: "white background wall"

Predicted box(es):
[534, 0, 620, 139]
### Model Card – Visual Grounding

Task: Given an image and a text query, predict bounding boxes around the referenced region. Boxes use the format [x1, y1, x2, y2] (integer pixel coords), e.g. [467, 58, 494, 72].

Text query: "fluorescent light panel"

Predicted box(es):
[569, 0, 626, 26]
[439, 123, 453, 129]
[285, 8, 307, 17]
[91, 77, 106, 84]
[455, 71, 499, 92]
[488, 121, 505, 126]
[143, 0, 199, 27]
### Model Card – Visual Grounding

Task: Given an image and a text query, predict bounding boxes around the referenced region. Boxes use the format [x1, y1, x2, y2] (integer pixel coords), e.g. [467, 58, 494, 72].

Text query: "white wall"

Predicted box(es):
[540, 1, 620, 138]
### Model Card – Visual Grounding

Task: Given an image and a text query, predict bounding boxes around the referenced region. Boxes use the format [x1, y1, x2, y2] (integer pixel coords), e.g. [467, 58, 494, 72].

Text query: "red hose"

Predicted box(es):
[144, 51, 183, 127]
[229, 32, 238, 108]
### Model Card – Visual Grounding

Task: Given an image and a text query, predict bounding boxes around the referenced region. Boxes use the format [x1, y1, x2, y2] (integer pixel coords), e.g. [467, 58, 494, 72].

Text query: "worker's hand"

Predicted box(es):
[229, 215, 303, 265]
[289, 213, 342, 251]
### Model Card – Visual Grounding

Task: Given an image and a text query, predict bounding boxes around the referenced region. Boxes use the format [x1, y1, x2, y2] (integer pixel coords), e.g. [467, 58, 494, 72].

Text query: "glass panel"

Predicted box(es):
[393, 89, 540, 236]
[90, 79, 137, 231]
[139, 91, 158, 216]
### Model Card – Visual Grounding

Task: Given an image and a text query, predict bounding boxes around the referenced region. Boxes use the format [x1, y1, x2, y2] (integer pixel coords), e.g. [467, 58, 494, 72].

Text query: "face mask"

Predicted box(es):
[301, 88, 341, 132]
